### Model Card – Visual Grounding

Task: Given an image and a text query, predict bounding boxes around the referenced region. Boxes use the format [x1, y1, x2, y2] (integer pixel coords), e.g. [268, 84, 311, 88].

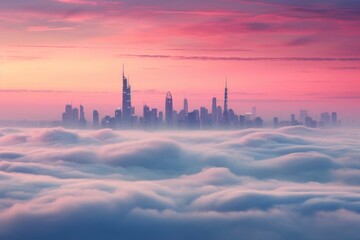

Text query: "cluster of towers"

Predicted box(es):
[61, 66, 340, 130]
[273, 110, 339, 129]
[62, 104, 87, 129]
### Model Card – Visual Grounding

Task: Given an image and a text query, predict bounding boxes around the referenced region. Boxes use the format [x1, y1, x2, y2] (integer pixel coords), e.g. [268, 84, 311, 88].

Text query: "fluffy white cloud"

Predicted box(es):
[0, 126, 360, 239]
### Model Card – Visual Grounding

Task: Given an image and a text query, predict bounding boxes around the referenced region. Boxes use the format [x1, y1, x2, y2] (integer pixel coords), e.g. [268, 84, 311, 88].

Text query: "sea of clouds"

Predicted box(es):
[0, 126, 360, 240]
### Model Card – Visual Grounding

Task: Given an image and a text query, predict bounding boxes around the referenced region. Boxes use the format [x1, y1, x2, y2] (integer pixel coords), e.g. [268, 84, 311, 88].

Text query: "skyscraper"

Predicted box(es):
[122, 65, 132, 126]
[183, 98, 188, 115]
[331, 112, 337, 127]
[165, 92, 173, 128]
[212, 97, 217, 127]
[320, 112, 331, 127]
[223, 80, 229, 126]
[143, 105, 150, 128]
[93, 110, 99, 129]
[252, 107, 257, 119]
[79, 105, 86, 129]
[72, 107, 79, 125]
[299, 109, 308, 124]
[63, 104, 73, 127]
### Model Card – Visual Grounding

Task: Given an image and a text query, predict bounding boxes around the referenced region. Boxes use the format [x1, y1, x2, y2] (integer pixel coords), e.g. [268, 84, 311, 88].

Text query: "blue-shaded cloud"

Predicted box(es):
[0, 127, 360, 239]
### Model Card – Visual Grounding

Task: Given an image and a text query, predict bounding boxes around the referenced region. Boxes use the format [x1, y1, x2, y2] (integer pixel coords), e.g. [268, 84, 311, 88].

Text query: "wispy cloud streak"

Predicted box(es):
[117, 54, 360, 62]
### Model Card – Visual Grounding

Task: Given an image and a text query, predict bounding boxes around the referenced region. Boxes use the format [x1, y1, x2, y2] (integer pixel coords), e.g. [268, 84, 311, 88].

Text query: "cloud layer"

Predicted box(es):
[0, 127, 360, 239]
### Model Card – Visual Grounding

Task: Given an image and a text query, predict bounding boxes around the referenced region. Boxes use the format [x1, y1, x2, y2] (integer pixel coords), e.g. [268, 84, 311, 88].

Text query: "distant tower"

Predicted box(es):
[223, 79, 229, 125]
[299, 109, 308, 124]
[93, 110, 99, 129]
[212, 97, 217, 127]
[165, 92, 173, 128]
[331, 112, 337, 127]
[79, 105, 87, 129]
[62, 104, 73, 128]
[122, 65, 132, 126]
[252, 106, 257, 119]
[143, 105, 150, 128]
[184, 98, 188, 115]
[72, 107, 79, 126]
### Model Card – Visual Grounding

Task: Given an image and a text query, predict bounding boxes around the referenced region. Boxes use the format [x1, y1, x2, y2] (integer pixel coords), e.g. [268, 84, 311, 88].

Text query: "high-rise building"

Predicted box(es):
[63, 104, 73, 127]
[216, 106, 222, 125]
[165, 92, 173, 128]
[254, 117, 263, 128]
[299, 109, 308, 124]
[79, 105, 87, 129]
[151, 108, 158, 128]
[72, 108, 79, 125]
[184, 98, 188, 115]
[200, 107, 209, 128]
[212, 97, 217, 127]
[62, 104, 76, 128]
[320, 112, 331, 127]
[305, 116, 317, 128]
[143, 105, 151, 128]
[228, 109, 238, 128]
[291, 114, 296, 125]
[223, 80, 229, 126]
[159, 111, 164, 124]
[122, 65, 132, 126]
[93, 110, 99, 129]
[252, 107, 257, 119]
[331, 112, 337, 127]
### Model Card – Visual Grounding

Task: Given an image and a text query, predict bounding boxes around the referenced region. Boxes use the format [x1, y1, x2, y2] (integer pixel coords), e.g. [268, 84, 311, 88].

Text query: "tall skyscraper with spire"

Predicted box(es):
[122, 65, 132, 126]
[165, 92, 173, 128]
[223, 79, 229, 126]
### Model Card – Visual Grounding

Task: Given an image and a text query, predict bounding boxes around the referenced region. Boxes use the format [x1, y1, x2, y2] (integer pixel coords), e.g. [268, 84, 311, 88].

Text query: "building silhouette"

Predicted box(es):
[165, 92, 173, 128]
[57, 69, 343, 130]
[79, 105, 86, 129]
[184, 98, 188, 115]
[122, 65, 132, 126]
[223, 80, 229, 126]
[62, 104, 74, 127]
[331, 112, 337, 127]
[72, 107, 79, 125]
[93, 110, 99, 129]
[212, 97, 217, 127]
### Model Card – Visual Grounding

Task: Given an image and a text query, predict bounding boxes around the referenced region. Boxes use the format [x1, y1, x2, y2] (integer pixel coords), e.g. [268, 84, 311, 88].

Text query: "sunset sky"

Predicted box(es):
[1, 0, 359, 122]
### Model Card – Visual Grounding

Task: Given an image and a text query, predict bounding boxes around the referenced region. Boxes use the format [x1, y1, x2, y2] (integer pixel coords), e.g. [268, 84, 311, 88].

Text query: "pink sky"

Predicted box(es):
[0, 0, 359, 122]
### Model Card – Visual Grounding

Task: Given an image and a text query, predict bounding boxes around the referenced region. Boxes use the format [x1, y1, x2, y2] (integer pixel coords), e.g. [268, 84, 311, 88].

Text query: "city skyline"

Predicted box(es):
[0, 64, 348, 128]
[55, 66, 341, 130]
[1, 66, 359, 124]
[1, 0, 359, 122]
[1, 1, 360, 240]
[0, 65, 356, 126]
